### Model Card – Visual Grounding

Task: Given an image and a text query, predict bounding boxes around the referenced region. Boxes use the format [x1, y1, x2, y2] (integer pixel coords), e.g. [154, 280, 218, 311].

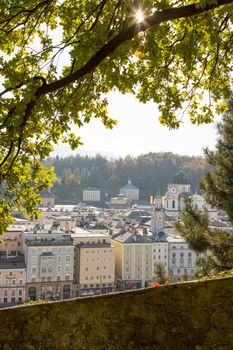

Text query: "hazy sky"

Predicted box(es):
[53, 91, 219, 158]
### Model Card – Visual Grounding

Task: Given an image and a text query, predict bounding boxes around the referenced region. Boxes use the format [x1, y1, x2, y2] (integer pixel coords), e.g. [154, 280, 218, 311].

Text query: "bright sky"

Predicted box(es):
[53, 91, 219, 158]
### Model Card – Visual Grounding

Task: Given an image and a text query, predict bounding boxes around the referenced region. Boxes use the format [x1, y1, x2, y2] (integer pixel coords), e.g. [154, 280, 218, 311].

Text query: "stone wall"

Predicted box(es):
[0, 277, 233, 350]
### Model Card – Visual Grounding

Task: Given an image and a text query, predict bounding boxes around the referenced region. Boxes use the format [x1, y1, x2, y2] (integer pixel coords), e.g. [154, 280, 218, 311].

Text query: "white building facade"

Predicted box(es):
[24, 232, 74, 301]
[167, 237, 200, 281]
[83, 188, 101, 202]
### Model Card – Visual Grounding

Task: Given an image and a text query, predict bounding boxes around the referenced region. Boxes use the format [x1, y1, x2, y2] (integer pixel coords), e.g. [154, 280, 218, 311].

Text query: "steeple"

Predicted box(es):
[155, 184, 161, 209]
[151, 183, 165, 236]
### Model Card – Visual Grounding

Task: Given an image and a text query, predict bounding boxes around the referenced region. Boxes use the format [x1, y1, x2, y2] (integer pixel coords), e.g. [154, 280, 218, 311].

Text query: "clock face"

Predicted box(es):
[157, 215, 163, 222]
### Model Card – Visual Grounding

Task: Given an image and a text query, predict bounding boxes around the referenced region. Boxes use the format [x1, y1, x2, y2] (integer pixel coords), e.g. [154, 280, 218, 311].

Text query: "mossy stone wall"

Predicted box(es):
[0, 277, 233, 350]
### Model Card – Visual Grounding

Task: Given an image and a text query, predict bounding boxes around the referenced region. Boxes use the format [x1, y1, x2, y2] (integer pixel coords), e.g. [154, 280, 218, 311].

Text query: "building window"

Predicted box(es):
[172, 200, 175, 209]
[4, 290, 7, 297]
[47, 277, 52, 282]
[41, 267, 46, 273]
[12, 280, 16, 285]
[57, 255, 61, 262]
[57, 266, 61, 272]
[32, 267, 37, 274]
[65, 275, 70, 281]
[57, 276, 61, 281]
[3, 298, 8, 303]
[85, 267, 88, 271]
[65, 265, 70, 272]
[19, 290, 22, 296]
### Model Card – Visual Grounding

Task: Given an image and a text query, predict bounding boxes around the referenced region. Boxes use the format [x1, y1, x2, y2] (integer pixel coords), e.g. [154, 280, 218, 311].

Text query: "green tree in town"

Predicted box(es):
[175, 105, 233, 275]
[153, 262, 171, 284]
[1, 0, 233, 231]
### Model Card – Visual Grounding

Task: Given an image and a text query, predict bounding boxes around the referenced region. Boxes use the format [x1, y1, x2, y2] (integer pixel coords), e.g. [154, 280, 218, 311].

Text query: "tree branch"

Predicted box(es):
[39, 0, 233, 95]
[1, 0, 233, 171]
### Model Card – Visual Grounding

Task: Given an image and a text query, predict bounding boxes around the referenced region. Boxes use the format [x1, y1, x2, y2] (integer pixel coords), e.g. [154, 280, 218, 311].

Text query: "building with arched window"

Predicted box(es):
[164, 169, 192, 216]
[164, 169, 218, 219]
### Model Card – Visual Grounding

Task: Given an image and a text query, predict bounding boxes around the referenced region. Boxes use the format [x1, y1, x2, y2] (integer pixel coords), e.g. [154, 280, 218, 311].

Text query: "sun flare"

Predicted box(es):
[135, 9, 144, 23]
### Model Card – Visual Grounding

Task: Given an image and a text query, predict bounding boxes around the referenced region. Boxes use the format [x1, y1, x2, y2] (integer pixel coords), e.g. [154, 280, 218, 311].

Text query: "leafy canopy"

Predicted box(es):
[0, 0, 233, 231]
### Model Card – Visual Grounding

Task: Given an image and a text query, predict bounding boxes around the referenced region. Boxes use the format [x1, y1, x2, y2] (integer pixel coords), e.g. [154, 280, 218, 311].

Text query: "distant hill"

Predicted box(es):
[45, 152, 210, 204]
[50, 144, 119, 160]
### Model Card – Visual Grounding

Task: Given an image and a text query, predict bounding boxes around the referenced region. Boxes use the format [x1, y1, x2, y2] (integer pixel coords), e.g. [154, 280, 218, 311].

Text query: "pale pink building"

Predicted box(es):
[0, 258, 26, 306]
[0, 229, 23, 258]
[72, 228, 115, 297]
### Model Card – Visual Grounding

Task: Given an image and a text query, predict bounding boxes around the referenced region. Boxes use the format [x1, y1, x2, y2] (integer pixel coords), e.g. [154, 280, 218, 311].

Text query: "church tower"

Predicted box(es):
[151, 186, 165, 236]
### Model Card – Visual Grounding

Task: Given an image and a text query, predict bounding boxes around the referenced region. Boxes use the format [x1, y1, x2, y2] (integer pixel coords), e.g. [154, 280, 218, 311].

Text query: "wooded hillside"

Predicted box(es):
[46, 152, 210, 203]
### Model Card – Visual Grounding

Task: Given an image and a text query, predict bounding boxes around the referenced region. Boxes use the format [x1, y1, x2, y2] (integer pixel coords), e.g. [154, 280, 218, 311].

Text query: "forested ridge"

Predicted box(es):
[46, 152, 210, 203]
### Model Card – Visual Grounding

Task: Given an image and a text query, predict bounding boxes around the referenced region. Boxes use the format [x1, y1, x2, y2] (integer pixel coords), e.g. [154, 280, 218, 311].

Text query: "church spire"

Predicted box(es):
[155, 183, 161, 209]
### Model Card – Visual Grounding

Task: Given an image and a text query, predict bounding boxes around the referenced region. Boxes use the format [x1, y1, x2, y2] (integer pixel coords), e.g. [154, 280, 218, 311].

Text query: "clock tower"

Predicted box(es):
[151, 187, 165, 236]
